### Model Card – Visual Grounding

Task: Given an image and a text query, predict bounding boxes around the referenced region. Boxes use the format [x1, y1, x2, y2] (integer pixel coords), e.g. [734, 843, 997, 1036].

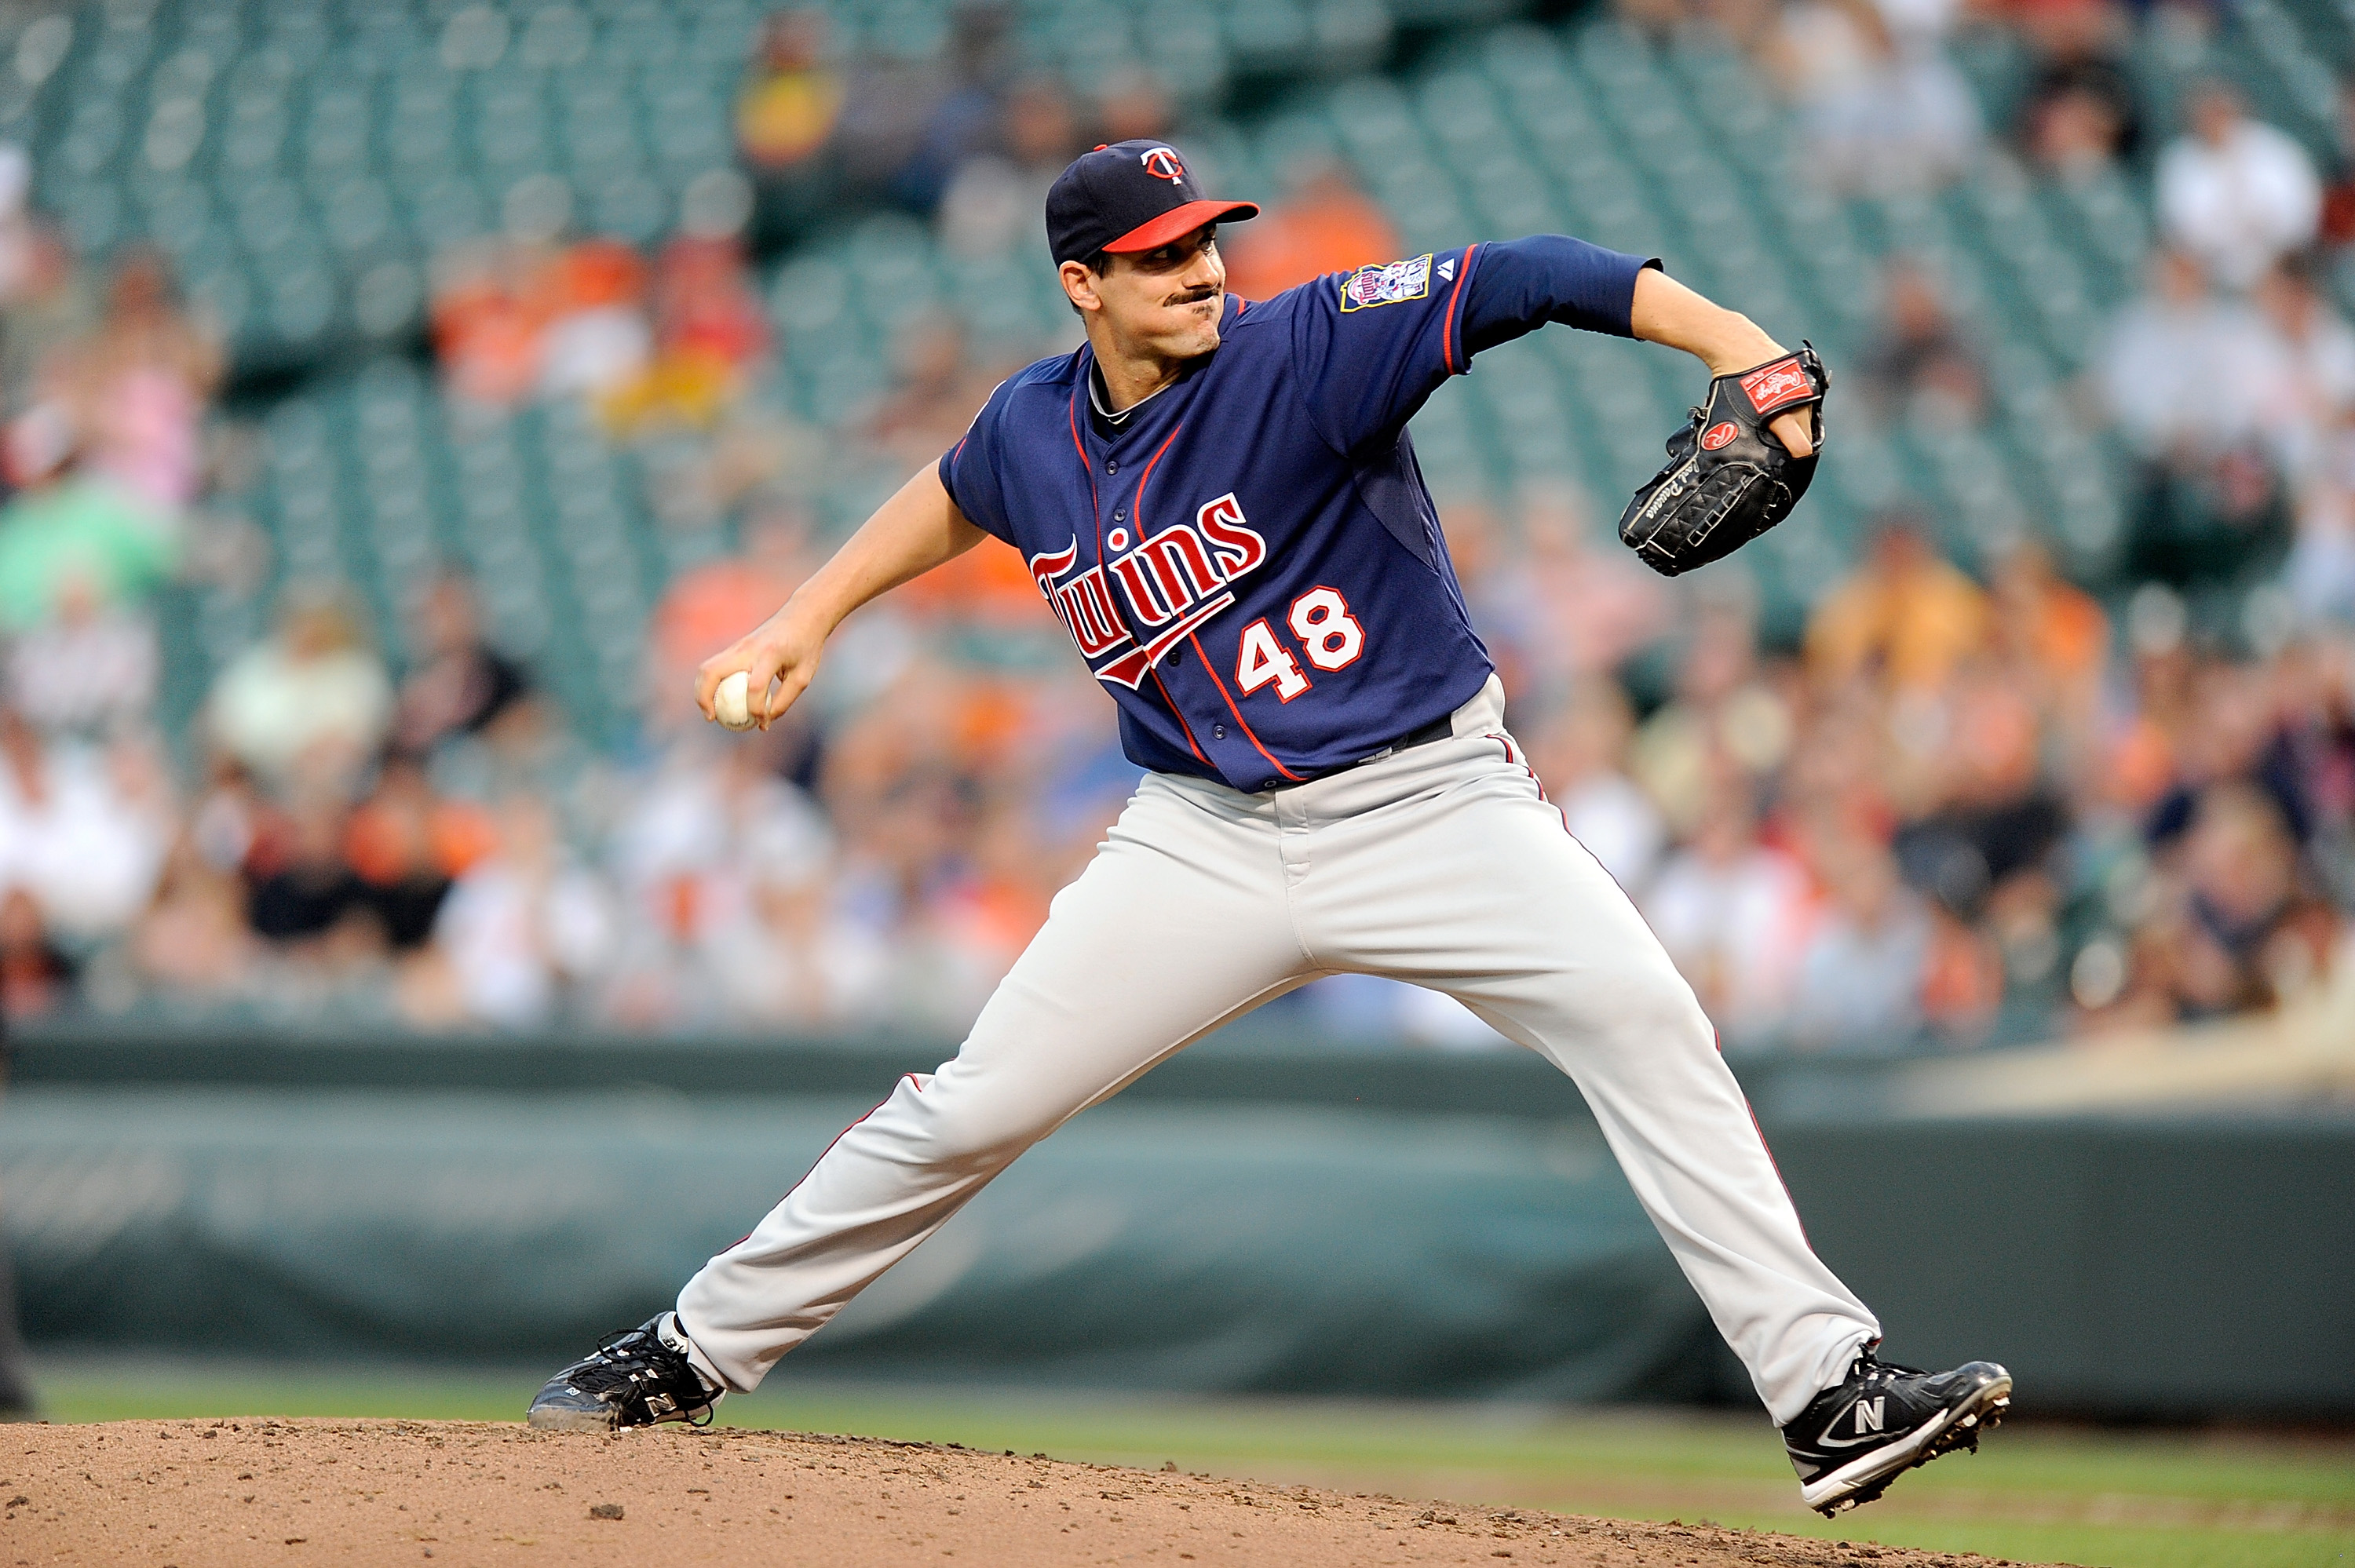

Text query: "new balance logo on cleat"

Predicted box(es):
[1781, 1351, 2011, 1515]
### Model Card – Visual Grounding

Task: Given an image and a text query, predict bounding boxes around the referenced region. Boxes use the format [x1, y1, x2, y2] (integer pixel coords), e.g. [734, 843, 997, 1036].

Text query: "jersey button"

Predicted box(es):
[1213, 724, 1227, 740]
[1105, 458, 1119, 473]
[1112, 509, 1126, 522]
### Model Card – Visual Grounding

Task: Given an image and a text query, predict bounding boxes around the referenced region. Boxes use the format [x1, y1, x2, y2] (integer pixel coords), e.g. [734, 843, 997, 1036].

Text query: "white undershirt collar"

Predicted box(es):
[1088, 362, 1178, 428]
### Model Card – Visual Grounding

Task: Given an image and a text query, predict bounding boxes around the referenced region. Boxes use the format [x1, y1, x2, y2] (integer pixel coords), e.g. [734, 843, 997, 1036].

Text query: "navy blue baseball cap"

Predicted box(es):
[1046, 140, 1259, 266]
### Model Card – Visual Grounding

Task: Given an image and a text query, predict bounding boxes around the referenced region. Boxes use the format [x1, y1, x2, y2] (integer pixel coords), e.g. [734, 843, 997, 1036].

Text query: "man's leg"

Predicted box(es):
[674, 777, 1308, 1395]
[1289, 726, 1876, 1426]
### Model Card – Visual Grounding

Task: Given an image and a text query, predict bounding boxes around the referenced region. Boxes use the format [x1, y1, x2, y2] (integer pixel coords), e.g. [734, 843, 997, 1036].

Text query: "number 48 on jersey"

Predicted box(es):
[1236, 587, 1365, 702]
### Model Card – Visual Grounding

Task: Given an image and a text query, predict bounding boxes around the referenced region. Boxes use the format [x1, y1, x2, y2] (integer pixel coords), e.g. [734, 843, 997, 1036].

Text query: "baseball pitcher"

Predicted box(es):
[528, 142, 2009, 1516]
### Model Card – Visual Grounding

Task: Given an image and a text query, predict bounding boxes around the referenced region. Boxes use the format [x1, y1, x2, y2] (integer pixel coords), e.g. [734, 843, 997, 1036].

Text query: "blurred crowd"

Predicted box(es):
[732, 3, 1400, 289]
[0, 2, 2348, 1052]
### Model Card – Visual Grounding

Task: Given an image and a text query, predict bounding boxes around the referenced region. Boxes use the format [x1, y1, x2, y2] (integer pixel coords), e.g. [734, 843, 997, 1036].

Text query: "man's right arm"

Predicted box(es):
[693, 465, 986, 728]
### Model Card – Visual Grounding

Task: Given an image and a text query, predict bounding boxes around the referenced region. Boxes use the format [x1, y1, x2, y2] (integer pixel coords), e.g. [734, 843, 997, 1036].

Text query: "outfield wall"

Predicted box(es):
[2, 1027, 2348, 1418]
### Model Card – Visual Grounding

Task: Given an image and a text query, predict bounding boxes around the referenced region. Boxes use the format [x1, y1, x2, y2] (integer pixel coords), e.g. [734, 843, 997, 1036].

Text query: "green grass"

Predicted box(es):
[26, 1358, 2354, 1568]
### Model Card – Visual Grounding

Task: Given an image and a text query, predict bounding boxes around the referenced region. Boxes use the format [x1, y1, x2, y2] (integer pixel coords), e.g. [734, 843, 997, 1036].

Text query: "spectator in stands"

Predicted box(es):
[937, 76, 1083, 261]
[647, 508, 817, 741]
[64, 248, 222, 516]
[860, 312, 997, 472]
[243, 788, 367, 949]
[0, 709, 170, 943]
[2101, 249, 2270, 458]
[2141, 780, 2339, 1017]
[2010, 0, 2139, 176]
[205, 584, 394, 793]
[1220, 158, 1401, 301]
[1793, 829, 1930, 1050]
[834, 1, 1014, 217]
[1806, 513, 1990, 692]
[2156, 82, 2320, 294]
[1889, 655, 2068, 924]
[601, 235, 772, 435]
[2247, 257, 2355, 483]
[429, 239, 549, 408]
[737, 8, 847, 253]
[1762, 0, 1982, 195]
[535, 239, 652, 403]
[1644, 775, 1814, 1049]
[342, 757, 496, 950]
[701, 862, 891, 1026]
[130, 833, 256, 1001]
[1530, 679, 1668, 896]
[408, 794, 618, 1030]
[2287, 408, 2355, 625]
[392, 571, 533, 760]
[0, 406, 178, 633]
[1095, 68, 1174, 147]
[2101, 251, 2293, 589]
[0, 221, 95, 418]
[5, 569, 159, 737]
[0, 885, 73, 1019]
[1632, 589, 1794, 838]
[1859, 256, 1985, 427]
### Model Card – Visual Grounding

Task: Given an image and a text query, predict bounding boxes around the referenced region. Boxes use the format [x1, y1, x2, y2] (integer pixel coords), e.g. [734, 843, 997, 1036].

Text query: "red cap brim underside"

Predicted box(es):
[1104, 200, 1261, 253]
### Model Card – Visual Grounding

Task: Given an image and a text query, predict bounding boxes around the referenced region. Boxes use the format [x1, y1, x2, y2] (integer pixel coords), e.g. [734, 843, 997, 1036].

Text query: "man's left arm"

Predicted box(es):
[1460, 239, 1813, 458]
[1624, 267, 1814, 458]
[1294, 235, 1810, 458]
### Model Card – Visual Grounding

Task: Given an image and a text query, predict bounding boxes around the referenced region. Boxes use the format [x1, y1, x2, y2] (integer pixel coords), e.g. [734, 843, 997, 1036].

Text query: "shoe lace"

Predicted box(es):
[574, 1326, 716, 1426]
[1851, 1349, 1929, 1385]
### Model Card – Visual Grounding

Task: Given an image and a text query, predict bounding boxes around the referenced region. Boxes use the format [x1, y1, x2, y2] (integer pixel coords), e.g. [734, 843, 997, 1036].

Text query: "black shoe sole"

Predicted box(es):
[1802, 1372, 2012, 1517]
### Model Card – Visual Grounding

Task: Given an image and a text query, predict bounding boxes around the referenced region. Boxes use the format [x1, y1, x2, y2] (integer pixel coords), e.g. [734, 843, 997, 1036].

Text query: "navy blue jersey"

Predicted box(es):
[939, 235, 1654, 791]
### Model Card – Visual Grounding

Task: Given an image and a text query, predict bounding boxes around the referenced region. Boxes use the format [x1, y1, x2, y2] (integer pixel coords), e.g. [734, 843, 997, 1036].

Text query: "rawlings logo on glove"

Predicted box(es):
[1617, 342, 1829, 578]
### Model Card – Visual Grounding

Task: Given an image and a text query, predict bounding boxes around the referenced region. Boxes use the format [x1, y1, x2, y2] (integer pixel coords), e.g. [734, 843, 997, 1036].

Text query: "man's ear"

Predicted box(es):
[1060, 260, 1102, 314]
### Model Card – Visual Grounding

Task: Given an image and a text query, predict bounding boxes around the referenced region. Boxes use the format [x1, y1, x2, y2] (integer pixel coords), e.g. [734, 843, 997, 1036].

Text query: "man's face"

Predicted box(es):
[1064, 225, 1226, 359]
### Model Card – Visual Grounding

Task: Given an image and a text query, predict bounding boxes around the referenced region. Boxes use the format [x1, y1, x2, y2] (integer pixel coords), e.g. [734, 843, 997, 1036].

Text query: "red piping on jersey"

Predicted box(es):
[1152, 666, 1207, 760]
[1075, 391, 1200, 757]
[1193, 630, 1302, 782]
[1134, 423, 1183, 526]
[1127, 416, 1268, 772]
[1441, 242, 1479, 374]
[1067, 388, 1099, 520]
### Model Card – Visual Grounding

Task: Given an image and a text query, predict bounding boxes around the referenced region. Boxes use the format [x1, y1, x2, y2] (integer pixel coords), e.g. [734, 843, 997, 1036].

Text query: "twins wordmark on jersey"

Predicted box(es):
[939, 235, 1655, 790]
[1027, 493, 1267, 690]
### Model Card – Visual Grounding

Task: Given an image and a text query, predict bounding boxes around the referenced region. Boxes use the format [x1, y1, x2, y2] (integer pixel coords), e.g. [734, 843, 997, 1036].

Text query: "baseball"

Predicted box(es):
[713, 669, 758, 731]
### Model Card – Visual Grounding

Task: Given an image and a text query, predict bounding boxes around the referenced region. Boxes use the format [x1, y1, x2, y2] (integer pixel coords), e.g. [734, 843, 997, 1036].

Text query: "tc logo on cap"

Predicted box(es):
[1140, 147, 1186, 183]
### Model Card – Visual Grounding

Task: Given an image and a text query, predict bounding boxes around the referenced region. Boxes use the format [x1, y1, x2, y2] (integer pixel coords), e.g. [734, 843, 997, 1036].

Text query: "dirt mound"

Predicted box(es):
[0, 1418, 2037, 1567]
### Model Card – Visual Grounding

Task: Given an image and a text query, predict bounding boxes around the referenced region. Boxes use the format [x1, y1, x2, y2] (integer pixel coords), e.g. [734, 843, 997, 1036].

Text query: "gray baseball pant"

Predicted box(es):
[675, 676, 1879, 1424]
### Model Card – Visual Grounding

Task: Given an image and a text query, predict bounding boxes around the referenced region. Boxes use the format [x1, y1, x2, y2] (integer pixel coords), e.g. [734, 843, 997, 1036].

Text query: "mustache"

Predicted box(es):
[1167, 285, 1222, 307]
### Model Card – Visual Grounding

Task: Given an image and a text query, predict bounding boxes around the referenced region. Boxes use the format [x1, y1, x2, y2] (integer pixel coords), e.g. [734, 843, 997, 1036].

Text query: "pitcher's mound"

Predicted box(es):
[1, 1417, 2031, 1566]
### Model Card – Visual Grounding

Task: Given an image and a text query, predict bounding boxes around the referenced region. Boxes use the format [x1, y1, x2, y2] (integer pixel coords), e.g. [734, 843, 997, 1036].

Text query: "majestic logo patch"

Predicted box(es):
[1339, 254, 1433, 312]
[1029, 493, 1269, 690]
[1700, 421, 1739, 450]
[1140, 146, 1186, 183]
[1437, 257, 1455, 283]
[1740, 357, 1815, 417]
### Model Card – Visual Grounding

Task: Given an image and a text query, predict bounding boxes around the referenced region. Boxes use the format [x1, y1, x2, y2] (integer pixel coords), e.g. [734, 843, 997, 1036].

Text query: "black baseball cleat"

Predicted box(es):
[1782, 1349, 2011, 1515]
[526, 1315, 722, 1432]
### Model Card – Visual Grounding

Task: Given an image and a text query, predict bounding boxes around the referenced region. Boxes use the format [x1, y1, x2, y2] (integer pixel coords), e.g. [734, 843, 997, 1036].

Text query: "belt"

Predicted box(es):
[1264, 713, 1455, 790]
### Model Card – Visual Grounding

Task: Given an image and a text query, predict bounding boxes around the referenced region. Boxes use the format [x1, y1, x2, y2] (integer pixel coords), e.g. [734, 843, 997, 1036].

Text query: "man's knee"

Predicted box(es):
[885, 1066, 1066, 1167]
[1608, 955, 1716, 1047]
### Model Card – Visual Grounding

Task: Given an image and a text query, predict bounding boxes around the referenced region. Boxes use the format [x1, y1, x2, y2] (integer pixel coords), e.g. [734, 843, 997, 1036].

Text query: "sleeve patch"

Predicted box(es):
[1338, 254, 1433, 312]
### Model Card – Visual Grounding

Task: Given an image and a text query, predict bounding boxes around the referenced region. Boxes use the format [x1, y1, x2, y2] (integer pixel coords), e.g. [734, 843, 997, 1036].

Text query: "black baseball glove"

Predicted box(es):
[1616, 342, 1829, 578]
